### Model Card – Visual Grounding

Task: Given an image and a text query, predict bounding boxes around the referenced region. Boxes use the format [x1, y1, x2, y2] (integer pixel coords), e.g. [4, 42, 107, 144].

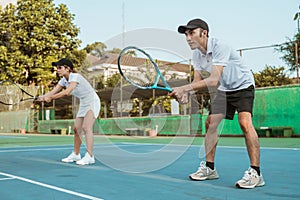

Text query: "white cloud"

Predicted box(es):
[0, 0, 17, 7]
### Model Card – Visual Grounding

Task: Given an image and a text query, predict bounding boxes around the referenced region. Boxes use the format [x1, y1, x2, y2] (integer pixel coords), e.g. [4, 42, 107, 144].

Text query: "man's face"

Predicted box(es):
[184, 28, 206, 50]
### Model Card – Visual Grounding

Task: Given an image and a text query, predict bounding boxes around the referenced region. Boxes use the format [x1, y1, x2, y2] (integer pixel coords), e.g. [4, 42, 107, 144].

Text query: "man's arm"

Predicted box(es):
[193, 70, 203, 83]
[170, 65, 223, 99]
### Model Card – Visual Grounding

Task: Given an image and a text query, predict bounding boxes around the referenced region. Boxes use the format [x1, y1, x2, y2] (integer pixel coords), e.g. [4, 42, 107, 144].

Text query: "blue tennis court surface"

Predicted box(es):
[0, 140, 300, 200]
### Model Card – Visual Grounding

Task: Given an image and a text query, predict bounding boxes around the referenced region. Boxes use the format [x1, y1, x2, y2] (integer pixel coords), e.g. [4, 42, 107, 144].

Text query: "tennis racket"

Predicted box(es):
[0, 80, 37, 105]
[117, 46, 173, 92]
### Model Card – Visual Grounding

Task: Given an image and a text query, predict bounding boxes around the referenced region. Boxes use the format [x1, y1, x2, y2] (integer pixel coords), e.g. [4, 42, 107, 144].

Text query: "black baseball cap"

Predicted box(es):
[178, 18, 209, 34]
[52, 58, 74, 69]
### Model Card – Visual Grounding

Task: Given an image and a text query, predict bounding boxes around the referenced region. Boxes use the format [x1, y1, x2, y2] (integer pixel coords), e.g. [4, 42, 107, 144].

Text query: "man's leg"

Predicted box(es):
[205, 114, 224, 163]
[236, 111, 265, 188]
[238, 112, 260, 167]
[189, 113, 223, 181]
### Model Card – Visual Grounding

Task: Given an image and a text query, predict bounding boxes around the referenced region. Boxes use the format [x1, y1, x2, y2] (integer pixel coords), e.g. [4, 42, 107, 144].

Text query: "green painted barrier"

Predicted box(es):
[38, 119, 74, 134]
[253, 85, 300, 135]
[35, 85, 300, 137]
[94, 115, 193, 135]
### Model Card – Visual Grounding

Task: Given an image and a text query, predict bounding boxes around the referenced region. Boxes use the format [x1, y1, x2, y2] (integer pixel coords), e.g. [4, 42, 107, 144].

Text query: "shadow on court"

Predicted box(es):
[0, 135, 299, 200]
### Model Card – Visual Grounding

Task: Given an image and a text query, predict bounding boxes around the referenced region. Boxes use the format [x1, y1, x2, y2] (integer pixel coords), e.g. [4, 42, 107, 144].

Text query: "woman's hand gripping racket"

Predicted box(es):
[117, 46, 173, 92]
[0, 80, 37, 105]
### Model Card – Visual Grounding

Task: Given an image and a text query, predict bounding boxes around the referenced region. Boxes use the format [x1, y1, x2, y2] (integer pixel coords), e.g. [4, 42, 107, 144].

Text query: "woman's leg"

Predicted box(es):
[82, 110, 96, 156]
[73, 117, 84, 155]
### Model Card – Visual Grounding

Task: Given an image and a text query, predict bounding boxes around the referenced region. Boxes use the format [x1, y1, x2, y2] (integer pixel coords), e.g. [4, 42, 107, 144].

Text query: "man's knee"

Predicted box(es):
[239, 119, 255, 135]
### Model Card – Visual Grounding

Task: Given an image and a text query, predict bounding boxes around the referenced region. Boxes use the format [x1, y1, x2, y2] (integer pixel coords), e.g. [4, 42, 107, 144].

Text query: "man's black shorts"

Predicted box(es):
[210, 85, 255, 120]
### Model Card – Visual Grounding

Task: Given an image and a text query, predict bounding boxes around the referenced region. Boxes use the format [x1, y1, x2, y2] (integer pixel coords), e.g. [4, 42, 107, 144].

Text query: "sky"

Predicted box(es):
[1, 0, 300, 75]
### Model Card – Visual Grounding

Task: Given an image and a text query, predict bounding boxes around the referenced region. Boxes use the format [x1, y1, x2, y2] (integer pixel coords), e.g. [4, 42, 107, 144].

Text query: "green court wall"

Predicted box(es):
[201, 85, 300, 135]
[38, 119, 74, 134]
[37, 115, 195, 135]
[253, 85, 300, 135]
[35, 85, 299, 136]
[93, 115, 193, 135]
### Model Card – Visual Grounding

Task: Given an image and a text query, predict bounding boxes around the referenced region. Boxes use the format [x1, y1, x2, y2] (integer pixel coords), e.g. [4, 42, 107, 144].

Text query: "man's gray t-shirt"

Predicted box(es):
[192, 38, 254, 91]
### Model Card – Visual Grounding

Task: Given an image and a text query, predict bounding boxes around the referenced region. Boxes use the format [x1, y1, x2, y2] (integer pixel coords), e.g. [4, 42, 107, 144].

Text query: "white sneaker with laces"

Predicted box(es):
[189, 161, 219, 181]
[61, 152, 81, 163]
[76, 152, 95, 165]
[236, 167, 265, 189]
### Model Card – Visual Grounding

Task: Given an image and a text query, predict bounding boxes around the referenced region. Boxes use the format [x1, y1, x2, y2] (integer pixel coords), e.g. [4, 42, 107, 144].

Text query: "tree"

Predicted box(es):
[105, 73, 121, 88]
[0, 0, 84, 87]
[294, 5, 300, 33]
[84, 42, 107, 58]
[253, 65, 292, 87]
[107, 48, 121, 54]
[277, 5, 300, 72]
[277, 35, 300, 72]
[94, 74, 105, 89]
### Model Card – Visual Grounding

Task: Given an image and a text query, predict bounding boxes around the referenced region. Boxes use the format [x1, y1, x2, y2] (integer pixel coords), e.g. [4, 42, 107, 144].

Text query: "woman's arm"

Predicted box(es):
[44, 82, 77, 102]
[37, 84, 62, 102]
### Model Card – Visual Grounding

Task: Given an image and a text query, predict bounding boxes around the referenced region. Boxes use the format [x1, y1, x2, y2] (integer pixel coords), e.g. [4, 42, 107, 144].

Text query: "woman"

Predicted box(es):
[38, 58, 100, 165]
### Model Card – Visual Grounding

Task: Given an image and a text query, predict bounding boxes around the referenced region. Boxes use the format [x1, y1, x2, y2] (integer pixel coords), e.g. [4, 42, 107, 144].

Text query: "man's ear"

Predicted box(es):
[202, 30, 208, 37]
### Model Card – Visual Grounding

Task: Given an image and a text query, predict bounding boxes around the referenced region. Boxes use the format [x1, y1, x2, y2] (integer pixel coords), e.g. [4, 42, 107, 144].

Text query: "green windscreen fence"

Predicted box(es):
[0, 110, 29, 133]
[38, 115, 197, 135]
[253, 85, 300, 135]
[38, 119, 74, 134]
[1, 85, 299, 136]
[199, 85, 300, 136]
[94, 115, 193, 135]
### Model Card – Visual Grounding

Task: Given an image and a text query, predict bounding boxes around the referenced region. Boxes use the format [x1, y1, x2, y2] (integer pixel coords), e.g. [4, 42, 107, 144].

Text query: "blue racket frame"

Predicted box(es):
[118, 46, 172, 92]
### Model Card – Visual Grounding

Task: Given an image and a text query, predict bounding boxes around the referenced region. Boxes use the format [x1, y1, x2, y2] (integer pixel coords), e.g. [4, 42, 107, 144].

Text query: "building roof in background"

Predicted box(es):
[86, 52, 191, 73]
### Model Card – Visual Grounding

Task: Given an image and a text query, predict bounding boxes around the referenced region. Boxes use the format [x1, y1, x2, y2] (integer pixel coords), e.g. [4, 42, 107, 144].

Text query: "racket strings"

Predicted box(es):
[0, 84, 23, 105]
[119, 52, 158, 87]
[0, 81, 38, 105]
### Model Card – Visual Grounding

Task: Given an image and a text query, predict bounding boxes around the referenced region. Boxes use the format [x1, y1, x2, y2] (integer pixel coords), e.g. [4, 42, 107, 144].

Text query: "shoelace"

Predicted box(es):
[242, 171, 250, 181]
[196, 161, 209, 174]
[242, 169, 256, 181]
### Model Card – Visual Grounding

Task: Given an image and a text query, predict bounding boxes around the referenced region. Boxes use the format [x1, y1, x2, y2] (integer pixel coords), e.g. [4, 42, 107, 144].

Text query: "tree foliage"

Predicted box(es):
[277, 34, 300, 72]
[84, 42, 106, 58]
[0, 0, 85, 88]
[253, 65, 292, 87]
[105, 73, 121, 88]
[277, 5, 300, 72]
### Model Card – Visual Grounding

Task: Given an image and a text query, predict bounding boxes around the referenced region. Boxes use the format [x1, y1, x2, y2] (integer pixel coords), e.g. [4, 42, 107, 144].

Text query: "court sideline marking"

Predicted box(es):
[0, 143, 299, 154]
[0, 172, 104, 200]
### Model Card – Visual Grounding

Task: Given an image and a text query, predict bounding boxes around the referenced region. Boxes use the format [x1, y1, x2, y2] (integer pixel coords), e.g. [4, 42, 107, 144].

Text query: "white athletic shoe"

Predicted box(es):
[76, 152, 95, 165]
[236, 167, 265, 189]
[189, 161, 219, 181]
[61, 152, 81, 163]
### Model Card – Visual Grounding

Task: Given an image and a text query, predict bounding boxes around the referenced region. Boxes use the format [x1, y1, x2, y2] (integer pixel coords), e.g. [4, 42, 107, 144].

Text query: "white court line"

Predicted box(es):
[0, 143, 298, 154]
[0, 177, 15, 181]
[0, 147, 73, 153]
[119, 142, 300, 151]
[0, 172, 104, 200]
[0, 144, 138, 153]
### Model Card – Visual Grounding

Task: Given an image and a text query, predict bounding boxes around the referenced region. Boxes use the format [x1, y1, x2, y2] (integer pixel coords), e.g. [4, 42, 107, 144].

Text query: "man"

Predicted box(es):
[170, 18, 265, 189]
